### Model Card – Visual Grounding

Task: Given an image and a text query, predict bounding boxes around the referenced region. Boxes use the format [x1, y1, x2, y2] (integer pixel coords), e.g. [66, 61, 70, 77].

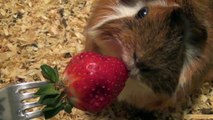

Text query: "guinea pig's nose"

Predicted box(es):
[134, 53, 153, 73]
[135, 62, 153, 73]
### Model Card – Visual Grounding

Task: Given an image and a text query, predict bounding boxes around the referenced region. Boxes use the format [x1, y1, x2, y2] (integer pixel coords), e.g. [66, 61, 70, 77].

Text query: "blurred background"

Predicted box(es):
[1, 0, 213, 119]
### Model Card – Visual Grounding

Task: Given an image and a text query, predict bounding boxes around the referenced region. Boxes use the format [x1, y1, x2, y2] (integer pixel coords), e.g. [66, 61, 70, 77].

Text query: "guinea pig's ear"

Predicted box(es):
[84, 21, 124, 58]
[83, 26, 102, 53]
[84, 35, 99, 52]
[170, 7, 207, 51]
[184, 20, 207, 51]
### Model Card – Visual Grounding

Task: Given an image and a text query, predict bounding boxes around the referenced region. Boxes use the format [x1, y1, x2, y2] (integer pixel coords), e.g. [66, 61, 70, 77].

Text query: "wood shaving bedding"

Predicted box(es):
[0, 0, 213, 120]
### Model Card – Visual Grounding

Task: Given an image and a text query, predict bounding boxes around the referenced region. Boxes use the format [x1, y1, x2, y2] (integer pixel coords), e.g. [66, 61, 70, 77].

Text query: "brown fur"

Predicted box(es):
[84, 0, 118, 53]
[84, 0, 213, 110]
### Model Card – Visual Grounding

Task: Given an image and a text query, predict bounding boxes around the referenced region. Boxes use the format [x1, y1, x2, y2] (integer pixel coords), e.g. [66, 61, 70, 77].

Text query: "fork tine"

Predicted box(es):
[14, 81, 48, 92]
[25, 110, 43, 119]
[22, 102, 41, 110]
[20, 92, 37, 100]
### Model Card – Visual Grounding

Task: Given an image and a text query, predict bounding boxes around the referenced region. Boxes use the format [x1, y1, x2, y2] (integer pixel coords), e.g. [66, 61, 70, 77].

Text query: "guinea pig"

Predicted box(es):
[83, 0, 213, 111]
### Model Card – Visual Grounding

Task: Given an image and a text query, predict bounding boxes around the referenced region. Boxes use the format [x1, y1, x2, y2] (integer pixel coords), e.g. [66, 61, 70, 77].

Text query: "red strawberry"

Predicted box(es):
[35, 52, 129, 119]
[63, 52, 128, 112]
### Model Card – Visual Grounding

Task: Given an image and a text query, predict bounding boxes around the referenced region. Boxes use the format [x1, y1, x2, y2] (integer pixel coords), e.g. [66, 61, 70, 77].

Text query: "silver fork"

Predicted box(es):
[0, 81, 48, 120]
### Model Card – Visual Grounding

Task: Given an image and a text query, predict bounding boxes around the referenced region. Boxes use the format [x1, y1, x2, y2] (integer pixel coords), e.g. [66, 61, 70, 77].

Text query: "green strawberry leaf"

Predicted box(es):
[42, 102, 64, 119]
[35, 83, 60, 96]
[40, 64, 59, 83]
[54, 66, 59, 81]
[64, 103, 73, 113]
[38, 94, 59, 105]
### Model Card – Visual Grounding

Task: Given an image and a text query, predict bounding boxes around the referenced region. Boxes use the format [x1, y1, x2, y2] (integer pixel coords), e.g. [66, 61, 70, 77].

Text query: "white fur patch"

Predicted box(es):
[110, 1, 144, 19]
[178, 44, 199, 88]
[90, 1, 145, 31]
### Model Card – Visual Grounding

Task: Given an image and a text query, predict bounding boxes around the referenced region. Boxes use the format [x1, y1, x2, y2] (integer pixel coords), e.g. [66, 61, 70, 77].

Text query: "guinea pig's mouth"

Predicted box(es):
[116, 44, 141, 79]
[129, 66, 140, 77]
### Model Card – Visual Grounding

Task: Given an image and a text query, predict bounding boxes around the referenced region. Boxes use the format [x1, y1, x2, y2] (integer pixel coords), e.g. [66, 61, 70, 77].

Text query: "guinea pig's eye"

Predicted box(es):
[136, 7, 149, 19]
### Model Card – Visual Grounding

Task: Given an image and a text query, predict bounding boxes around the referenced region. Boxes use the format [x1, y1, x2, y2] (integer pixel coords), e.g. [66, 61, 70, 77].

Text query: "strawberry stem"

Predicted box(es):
[36, 64, 74, 119]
